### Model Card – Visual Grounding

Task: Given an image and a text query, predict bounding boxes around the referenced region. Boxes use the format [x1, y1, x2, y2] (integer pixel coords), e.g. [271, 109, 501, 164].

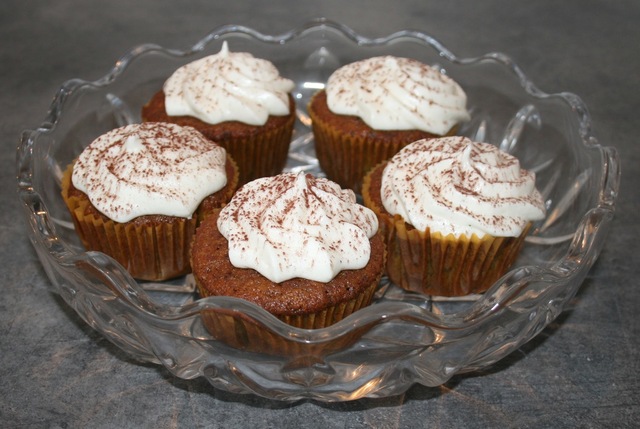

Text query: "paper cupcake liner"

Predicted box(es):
[197, 279, 378, 357]
[308, 91, 455, 193]
[385, 220, 529, 296]
[61, 160, 237, 281]
[141, 92, 295, 186]
[66, 199, 196, 281]
[362, 167, 530, 296]
[220, 115, 295, 185]
[311, 118, 411, 193]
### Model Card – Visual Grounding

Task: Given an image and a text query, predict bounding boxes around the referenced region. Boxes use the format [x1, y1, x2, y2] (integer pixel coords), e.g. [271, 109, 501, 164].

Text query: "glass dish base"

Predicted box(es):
[16, 19, 619, 401]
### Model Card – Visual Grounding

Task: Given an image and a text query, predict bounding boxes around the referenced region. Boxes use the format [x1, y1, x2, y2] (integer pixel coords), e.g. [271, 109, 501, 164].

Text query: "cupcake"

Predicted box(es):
[308, 55, 470, 193]
[61, 122, 238, 281]
[191, 172, 385, 338]
[142, 41, 296, 185]
[362, 136, 546, 296]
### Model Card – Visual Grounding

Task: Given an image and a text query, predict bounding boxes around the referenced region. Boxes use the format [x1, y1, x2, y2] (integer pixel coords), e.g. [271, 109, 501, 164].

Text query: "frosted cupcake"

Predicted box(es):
[142, 42, 296, 185]
[362, 137, 546, 296]
[191, 172, 385, 338]
[61, 122, 238, 281]
[308, 56, 470, 193]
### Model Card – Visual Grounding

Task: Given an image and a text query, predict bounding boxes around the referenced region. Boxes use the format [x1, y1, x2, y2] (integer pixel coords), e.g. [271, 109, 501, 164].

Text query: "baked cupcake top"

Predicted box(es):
[381, 137, 546, 237]
[72, 122, 228, 223]
[163, 41, 295, 126]
[326, 56, 470, 135]
[217, 172, 379, 283]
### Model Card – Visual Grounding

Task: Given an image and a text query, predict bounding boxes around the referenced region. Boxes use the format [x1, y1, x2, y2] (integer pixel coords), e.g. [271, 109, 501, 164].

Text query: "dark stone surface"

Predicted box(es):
[1, 1, 638, 427]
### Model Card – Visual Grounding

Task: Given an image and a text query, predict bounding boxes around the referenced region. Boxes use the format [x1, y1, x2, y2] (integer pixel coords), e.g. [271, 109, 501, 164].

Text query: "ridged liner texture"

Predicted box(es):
[60, 164, 196, 281]
[60, 158, 239, 281]
[362, 162, 531, 296]
[142, 93, 296, 185]
[197, 281, 378, 357]
[308, 90, 452, 193]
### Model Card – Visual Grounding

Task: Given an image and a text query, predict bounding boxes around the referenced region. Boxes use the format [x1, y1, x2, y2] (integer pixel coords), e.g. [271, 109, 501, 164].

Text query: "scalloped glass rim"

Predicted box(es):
[16, 18, 620, 401]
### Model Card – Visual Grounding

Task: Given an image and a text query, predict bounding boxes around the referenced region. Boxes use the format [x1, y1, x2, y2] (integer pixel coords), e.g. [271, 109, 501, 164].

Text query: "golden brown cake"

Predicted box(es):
[61, 122, 238, 281]
[362, 137, 546, 296]
[308, 56, 470, 193]
[191, 172, 385, 347]
[141, 42, 296, 185]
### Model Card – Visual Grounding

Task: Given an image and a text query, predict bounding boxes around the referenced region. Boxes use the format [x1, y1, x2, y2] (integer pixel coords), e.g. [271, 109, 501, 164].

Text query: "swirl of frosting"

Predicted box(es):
[326, 56, 470, 135]
[217, 172, 379, 283]
[72, 122, 228, 223]
[163, 41, 295, 126]
[381, 137, 546, 237]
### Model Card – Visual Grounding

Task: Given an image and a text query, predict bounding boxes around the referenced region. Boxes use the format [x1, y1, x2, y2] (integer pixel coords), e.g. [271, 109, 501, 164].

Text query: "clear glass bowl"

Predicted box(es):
[16, 19, 620, 401]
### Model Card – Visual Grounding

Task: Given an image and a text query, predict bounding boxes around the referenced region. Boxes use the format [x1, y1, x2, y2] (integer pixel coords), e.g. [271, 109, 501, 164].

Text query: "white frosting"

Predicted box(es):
[326, 56, 470, 135]
[163, 41, 295, 126]
[217, 172, 379, 283]
[381, 137, 546, 237]
[72, 122, 228, 223]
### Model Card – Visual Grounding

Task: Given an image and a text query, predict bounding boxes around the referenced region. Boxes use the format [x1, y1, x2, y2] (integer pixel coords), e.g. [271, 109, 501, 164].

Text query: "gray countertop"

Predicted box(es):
[2, 1, 638, 428]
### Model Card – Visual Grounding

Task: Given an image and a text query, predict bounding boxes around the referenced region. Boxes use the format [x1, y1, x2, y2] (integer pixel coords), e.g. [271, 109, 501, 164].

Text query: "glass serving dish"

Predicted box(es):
[16, 19, 620, 402]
